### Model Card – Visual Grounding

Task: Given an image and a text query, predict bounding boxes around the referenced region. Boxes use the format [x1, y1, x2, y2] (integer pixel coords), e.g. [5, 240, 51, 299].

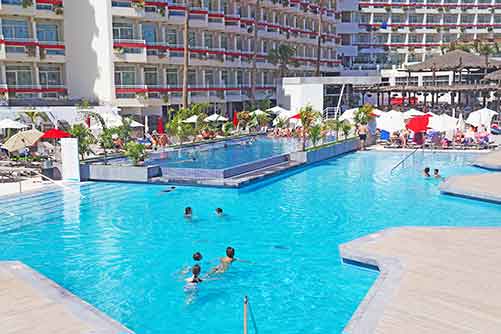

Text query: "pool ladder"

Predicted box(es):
[390, 148, 420, 174]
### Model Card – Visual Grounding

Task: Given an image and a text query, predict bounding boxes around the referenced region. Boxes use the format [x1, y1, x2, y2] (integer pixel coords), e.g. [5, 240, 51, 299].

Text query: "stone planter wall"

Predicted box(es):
[290, 138, 360, 164]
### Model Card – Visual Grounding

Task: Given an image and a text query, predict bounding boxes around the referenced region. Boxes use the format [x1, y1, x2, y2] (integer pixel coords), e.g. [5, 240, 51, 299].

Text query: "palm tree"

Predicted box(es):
[299, 104, 320, 151]
[354, 104, 374, 126]
[68, 124, 95, 160]
[250, 0, 261, 106]
[267, 44, 297, 78]
[324, 118, 343, 142]
[308, 124, 323, 147]
[23, 110, 49, 129]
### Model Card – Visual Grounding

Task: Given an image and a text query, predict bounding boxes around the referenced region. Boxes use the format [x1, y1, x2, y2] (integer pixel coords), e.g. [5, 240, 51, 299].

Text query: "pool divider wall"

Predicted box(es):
[80, 164, 162, 182]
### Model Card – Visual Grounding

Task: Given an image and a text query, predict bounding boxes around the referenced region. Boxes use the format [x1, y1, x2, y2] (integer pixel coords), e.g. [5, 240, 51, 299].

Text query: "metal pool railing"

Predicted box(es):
[390, 148, 420, 174]
[243, 296, 259, 334]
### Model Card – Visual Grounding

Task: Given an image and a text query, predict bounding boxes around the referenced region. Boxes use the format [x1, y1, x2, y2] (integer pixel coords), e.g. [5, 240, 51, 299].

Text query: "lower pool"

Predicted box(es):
[0, 151, 500, 334]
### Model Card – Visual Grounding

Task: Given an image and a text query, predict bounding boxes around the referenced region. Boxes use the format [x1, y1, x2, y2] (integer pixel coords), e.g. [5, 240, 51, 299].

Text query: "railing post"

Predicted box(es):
[244, 296, 248, 334]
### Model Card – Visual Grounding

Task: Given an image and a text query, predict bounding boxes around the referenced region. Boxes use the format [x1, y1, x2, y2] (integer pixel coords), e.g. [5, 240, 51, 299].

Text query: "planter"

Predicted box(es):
[290, 138, 360, 164]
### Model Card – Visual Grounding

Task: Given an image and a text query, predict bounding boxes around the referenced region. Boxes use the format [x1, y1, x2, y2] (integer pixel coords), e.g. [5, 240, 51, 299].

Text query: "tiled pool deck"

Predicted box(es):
[341, 227, 501, 334]
[440, 149, 501, 203]
[0, 261, 132, 334]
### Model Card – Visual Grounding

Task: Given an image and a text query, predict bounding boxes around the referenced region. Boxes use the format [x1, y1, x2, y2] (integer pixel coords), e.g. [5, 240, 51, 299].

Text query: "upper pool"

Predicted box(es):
[141, 136, 301, 169]
[0, 151, 500, 334]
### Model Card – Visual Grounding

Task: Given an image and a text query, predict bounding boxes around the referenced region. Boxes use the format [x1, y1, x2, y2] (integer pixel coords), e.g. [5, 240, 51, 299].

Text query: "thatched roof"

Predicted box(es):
[354, 83, 500, 93]
[483, 69, 501, 82]
[405, 50, 501, 72]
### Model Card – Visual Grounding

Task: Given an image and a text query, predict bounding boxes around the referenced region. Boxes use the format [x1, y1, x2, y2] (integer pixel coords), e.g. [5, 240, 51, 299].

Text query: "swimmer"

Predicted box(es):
[193, 251, 203, 261]
[180, 252, 204, 275]
[184, 207, 193, 219]
[162, 186, 176, 193]
[209, 246, 249, 275]
[433, 169, 442, 179]
[185, 264, 203, 284]
[215, 208, 223, 216]
[423, 167, 431, 177]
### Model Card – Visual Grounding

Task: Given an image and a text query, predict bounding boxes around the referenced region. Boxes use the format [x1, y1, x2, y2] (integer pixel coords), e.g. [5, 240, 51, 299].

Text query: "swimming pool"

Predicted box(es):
[1, 151, 500, 334]
[129, 136, 301, 169]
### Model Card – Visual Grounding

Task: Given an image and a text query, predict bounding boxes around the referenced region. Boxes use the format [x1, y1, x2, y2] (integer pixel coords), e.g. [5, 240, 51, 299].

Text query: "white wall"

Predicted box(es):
[278, 82, 324, 113]
[64, 0, 115, 103]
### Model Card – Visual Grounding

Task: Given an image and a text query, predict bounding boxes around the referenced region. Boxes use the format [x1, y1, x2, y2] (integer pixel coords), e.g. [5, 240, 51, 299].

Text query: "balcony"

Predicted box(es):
[113, 39, 147, 62]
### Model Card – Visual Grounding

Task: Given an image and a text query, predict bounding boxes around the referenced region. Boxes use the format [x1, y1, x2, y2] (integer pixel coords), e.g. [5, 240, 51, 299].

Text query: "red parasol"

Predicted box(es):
[406, 115, 431, 133]
[233, 112, 239, 127]
[41, 128, 72, 139]
[290, 113, 300, 120]
[156, 116, 164, 134]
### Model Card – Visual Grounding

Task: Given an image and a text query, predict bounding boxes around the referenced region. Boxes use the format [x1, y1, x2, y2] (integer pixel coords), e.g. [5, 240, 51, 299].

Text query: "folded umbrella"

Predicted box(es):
[3, 129, 44, 152]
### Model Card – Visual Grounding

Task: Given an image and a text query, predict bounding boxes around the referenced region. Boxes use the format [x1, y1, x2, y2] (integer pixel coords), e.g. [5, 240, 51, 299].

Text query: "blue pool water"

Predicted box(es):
[0, 151, 500, 334]
[121, 137, 300, 169]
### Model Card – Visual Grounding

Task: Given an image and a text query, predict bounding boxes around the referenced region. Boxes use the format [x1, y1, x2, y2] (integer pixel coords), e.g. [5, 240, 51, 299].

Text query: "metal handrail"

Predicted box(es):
[31, 170, 86, 199]
[390, 148, 419, 174]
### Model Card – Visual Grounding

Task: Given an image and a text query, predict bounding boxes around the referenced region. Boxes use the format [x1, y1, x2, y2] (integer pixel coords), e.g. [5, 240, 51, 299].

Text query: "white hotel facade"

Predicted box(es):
[0, 0, 497, 125]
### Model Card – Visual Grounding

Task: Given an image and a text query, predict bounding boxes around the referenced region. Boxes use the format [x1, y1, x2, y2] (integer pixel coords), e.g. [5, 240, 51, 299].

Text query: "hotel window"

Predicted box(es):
[477, 15, 492, 24]
[237, 71, 243, 86]
[220, 35, 227, 49]
[142, 24, 157, 43]
[188, 70, 197, 85]
[166, 68, 178, 86]
[408, 34, 423, 43]
[426, 15, 441, 24]
[166, 29, 178, 45]
[113, 22, 134, 40]
[391, 34, 405, 43]
[37, 23, 59, 42]
[407, 54, 422, 64]
[442, 34, 457, 43]
[221, 70, 229, 85]
[461, 15, 475, 24]
[391, 14, 405, 24]
[495, 15, 501, 24]
[204, 32, 213, 48]
[373, 14, 388, 24]
[2, 19, 30, 40]
[114, 66, 136, 86]
[39, 65, 62, 87]
[204, 70, 215, 86]
[409, 15, 423, 24]
[6, 66, 33, 86]
[144, 67, 158, 86]
[188, 31, 196, 47]
[443, 15, 458, 24]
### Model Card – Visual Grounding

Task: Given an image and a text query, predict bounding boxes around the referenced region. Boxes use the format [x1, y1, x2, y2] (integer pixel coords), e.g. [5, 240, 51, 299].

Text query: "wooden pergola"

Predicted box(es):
[356, 50, 501, 107]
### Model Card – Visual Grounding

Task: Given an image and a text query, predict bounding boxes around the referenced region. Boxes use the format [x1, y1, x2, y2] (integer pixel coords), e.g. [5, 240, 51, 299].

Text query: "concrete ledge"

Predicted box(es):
[81, 164, 161, 182]
[0, 261, 132, 334]
[440, 173, 501, 204]
[473, 149, 501, 170]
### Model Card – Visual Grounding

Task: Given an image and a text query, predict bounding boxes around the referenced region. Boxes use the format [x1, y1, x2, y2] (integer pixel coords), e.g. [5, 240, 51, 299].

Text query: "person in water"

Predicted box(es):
[209, 246, 250, 274]
[434, 169, 442, 179]
[185, 264, 203, 284]
[215, 208, 223, 216]
[193, 252, 202, 261]
[423, 167, 431, 177]
[184, 207, 193, 219]
[162, 186, 176, 193]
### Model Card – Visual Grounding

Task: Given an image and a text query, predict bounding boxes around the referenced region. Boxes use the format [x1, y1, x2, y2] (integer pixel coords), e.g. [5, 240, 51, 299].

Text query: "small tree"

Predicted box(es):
[308, 124, 324, 148]
[23, 109, 49, 130]
[299, 104, 321, 151]
[222, 122, 234, 136]
[354, 104, 375, 126]
[69, 124, 95, 160]
[341, 121, 352, 140]
[98, 127, 116, 164]
[124, 142, 147, 166]
[324, 118, 343, 142]
[237, 111, 252, 132]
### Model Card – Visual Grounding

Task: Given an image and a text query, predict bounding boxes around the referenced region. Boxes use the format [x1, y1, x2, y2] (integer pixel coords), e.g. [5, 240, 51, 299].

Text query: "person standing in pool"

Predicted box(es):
[433, 169, 443, 179]
[185, 264, 203, 284]
[215, 208, 223, 216]
[357, 124, 368, 151]
[184, 207, 193, 219]
[423, 167, 431, 177]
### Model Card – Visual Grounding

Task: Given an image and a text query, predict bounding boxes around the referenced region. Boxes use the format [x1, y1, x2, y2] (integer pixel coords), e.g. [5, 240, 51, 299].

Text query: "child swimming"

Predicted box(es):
[209, 246, 249, 275]
[185, 264, 203, 284]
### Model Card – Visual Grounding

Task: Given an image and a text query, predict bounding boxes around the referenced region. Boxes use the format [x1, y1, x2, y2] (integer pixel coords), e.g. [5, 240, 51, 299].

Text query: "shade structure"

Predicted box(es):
[41, 128, 71, 139]
[466, 108, 498, 128]
[290, 113, 301, 120]
[430, 114, 459, 132]
[372, 108, 384, 117]
[249, 109, 268, 116]
[272, 109, 297, 126]
[267, 106, 290, 115]
[182, 115, 199, 124]
[403, 108, 424, 119]
[156, 117, 164, 134]
[204, 113, 228, 122]
[338, 108, 359, 123]
[0, 119, 28, 129]
[406, 50, 501, 72]
[3, 129, 43, 152]
[406, 115, 431, 133]
[376, 110, 406, 133]
[458, 113, 466, 131]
